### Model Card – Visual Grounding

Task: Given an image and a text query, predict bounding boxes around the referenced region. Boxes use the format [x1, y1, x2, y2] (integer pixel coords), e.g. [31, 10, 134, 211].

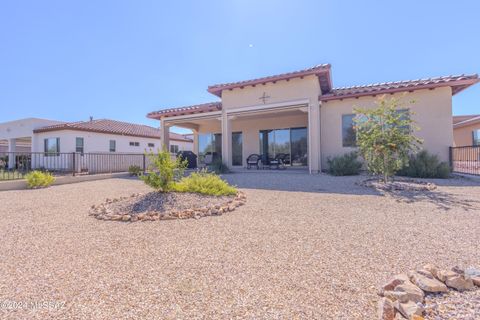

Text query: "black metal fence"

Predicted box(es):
[450, 146, 480, 176]
[0, 152, 150, 181]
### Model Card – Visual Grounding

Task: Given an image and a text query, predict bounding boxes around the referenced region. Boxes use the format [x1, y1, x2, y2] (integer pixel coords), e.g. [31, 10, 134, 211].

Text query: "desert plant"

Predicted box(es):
[141, 149, 187, 192]
[173, 171, 237, 196]
[398, 150, 450, 179]
[327, 152, 362, 176]
[25, 170, 55, 188]
[354, 96, 422, 183]
[209, 158, 230, 174]
[128, 165, 142, 176]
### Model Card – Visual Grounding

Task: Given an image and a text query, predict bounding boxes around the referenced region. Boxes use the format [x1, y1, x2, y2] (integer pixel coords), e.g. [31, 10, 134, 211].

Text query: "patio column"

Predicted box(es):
[308, 100, 321, 173]
[8, 138, 16, 169]
[160, 119, 170, 152]
[192, 129, 199, 155]
[221, 111, 231, 166]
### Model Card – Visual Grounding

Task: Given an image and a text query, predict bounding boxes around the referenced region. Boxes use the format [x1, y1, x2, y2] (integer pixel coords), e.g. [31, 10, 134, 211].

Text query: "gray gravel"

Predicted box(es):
[1, 173, 479, 319]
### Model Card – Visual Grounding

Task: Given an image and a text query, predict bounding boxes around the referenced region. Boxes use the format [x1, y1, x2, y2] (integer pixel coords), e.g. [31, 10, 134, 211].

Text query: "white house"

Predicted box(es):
[0, 118, 193, 172]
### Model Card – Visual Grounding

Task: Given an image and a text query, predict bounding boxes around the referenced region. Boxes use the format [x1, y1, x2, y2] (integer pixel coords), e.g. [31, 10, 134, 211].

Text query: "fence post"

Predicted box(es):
[143, 154, 146, 173]
[72, 152, 76, 176]
[448, 147, 453, 170]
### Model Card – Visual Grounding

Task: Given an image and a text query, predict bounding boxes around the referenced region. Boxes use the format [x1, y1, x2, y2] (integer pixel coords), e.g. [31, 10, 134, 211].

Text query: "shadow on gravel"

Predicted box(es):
[387, 189, 480, 211]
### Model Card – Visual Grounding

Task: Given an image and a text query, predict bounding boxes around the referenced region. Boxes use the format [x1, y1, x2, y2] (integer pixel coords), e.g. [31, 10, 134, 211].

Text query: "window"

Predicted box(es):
[148, 143, 155, 148]
[44, 138, 60, 156]
[109, 140, 116, 152]
[342, 114, 356, 147]
[259, 127, 307, 166]
[75, 137, 84, 153]
[473, 130, 480, 146]
[170, 144, 179, 154]
[198, 133, 222, 165]
[129, 141, 140, 147]
[232, 132, 243, 166]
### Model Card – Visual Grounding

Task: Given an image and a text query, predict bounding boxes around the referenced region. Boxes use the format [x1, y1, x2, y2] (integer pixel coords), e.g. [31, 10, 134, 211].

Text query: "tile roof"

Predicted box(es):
[453, 114, 480, 124]
[320, 74, 479, 101]
[453, 114, 480, 128]
[147, 101, 222, 119]
[207, 64, 332, 97]
[33, 119, 192, 141]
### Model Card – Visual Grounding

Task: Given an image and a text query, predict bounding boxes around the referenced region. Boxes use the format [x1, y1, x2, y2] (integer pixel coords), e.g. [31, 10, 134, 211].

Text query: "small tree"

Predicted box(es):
[141, 148, 187, 192]
[354, 96, 422, 183]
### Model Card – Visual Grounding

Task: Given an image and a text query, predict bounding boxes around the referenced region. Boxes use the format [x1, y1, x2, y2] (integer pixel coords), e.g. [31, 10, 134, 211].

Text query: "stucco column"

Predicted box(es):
[192, 130, 199, 155]
[308, 100, 321, 173]
[221, 112, 231, 166]
[159, 119, 170, 152]
[8, 138, 16, 169]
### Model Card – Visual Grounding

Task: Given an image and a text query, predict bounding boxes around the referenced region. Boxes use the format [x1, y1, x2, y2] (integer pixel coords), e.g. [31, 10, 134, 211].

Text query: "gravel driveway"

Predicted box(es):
[1, 173, 479, 319]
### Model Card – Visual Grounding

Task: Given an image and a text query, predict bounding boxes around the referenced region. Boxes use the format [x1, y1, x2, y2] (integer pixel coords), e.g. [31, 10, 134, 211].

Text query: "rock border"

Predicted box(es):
[89, 191, 247, 222]
[358, 177, 437, 192]
[378, 265, 480, 319]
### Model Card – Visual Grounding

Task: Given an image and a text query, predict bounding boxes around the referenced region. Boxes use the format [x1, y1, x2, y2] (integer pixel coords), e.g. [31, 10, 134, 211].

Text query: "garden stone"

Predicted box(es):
[472, 277, 480, 286]
[377, 297, 395, 320]
[394, 300, 424, 319]
[383, 290, 409, 303]
[382, 274, 410, 292]
[130, 215, 139, 222]
[122, 215, 131, 222]
[445, 274, 474, 291]
[436, 269, 457, 283]
[409, 272, 448, 293]
[393, 282, 424, 303]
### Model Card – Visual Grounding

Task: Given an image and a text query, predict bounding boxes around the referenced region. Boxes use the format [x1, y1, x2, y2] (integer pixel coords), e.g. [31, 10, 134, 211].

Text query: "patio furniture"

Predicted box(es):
[269, 153, 287, 170]
[204, 154, 213, 166]
[246, 154, 261, 169]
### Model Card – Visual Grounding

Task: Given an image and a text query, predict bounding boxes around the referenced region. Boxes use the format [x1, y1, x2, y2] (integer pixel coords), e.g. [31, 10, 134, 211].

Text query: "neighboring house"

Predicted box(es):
[147, 64, 479, 173]
[0, 118, 193, 154]
[453, 115, 480, 146]
[0, 118, 192, 170]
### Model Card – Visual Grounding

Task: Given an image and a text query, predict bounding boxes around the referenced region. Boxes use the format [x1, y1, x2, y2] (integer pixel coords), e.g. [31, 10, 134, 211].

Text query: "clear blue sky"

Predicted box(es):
[1, 0, 479, 134]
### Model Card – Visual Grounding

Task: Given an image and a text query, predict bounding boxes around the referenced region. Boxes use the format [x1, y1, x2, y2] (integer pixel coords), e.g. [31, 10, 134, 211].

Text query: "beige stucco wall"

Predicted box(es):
[221, 75, 320, 109]
[453, 123, 480, 147]
[321, 87, 454, 165]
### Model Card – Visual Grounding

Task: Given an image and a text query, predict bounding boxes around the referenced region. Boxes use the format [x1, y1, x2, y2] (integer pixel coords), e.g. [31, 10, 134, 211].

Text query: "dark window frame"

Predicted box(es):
[170, 144, 179, 153]
[44, 137, 60, 156]
[342, 114, 357, 147]
[109, 140, 116, 152]
[75, 137, 84, 154]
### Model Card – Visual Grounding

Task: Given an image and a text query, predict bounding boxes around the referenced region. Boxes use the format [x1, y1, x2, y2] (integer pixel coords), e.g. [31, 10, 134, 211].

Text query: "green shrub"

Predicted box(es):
[141, 149, 187, 192]
[398, 150, 450, 179]
[209, 158, 230, 174]
[25, 170, 55, 188]
[128, 165, 142, 176]
[327, 152, 362, 176]
[173, 171, 237, 196]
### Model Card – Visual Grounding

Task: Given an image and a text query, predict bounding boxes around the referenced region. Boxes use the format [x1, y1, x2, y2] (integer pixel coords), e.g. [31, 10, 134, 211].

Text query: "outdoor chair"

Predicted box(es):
[246, 154, 261, 169]
[269, 153, 287, 170]
[204, 154, 213, 166]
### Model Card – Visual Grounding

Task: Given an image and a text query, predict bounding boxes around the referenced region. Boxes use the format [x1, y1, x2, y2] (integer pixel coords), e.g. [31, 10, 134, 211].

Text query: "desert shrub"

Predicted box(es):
[398, 150, 450, 179]
[209, 158, 230, 174]
[173, 171, 237, 196]
[25, 170, 55, 188]
[354, 96, 422, 182]
[141, 149, 187, 192]
[128, 165, 142, 176]
[327, 152, 362, 176]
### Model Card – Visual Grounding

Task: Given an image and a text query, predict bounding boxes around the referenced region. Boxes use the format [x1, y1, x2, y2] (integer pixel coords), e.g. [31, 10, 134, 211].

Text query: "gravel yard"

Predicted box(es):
[1, 173, 479, 319]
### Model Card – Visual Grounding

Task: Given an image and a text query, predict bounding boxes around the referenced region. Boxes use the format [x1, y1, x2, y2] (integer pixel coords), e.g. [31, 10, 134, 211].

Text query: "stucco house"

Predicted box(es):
[147, 64, 479, 173]
[453, 115, 480, 146]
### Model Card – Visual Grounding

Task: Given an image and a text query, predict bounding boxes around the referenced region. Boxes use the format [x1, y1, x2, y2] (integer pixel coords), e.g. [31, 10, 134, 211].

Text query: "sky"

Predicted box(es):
[1, 0, 479, 134]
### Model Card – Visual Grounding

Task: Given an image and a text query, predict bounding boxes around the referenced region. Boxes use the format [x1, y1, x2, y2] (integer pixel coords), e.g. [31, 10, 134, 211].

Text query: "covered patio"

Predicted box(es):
[155, 100, 316, 172]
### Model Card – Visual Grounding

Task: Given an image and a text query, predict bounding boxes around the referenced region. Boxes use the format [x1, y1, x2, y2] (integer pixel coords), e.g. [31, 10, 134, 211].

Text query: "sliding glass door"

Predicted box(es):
[198, 133, 222, 165]
[259, 127, 307, 166]
[232, 132, 243, 166]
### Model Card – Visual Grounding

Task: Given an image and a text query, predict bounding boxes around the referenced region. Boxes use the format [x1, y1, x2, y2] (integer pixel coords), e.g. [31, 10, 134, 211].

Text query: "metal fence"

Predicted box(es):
[0, 152, 150, 181]
[450, 146, 480, 176]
